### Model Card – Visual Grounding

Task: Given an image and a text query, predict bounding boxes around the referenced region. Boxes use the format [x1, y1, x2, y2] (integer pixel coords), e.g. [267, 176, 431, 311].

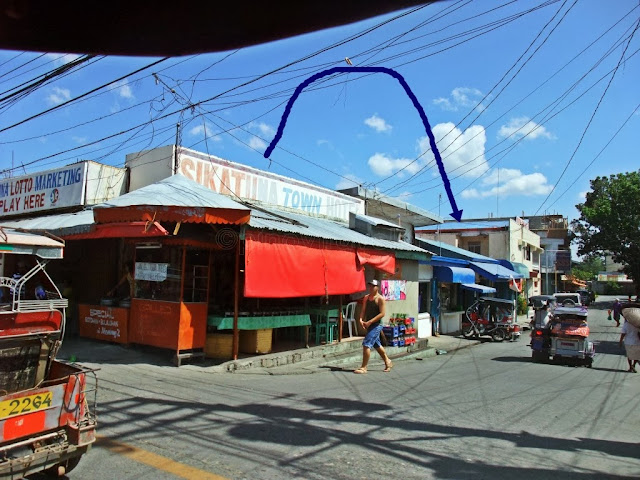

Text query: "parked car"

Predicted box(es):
[554, 292, 583, 307]
[576, 289, 592, 306]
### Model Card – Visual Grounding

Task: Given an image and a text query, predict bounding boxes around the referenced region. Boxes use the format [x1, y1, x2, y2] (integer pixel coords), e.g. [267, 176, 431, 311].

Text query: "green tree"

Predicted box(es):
[571, 171, 640, 294]
[571, 255, 604, 282]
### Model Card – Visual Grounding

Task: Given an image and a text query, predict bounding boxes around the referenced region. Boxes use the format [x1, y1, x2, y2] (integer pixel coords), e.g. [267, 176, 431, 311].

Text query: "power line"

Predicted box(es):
[544, 101, 640, 210]
[0, 57, 169, 136]
[534, 16, 640, 216]
[378, 0, 573, 194]
[0, 5, 429, 175]
[380, 6, 640, 196]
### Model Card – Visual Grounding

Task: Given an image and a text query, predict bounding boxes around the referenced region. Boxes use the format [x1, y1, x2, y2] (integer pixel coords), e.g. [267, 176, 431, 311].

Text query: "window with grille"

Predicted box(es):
[467, 242, 481, 254]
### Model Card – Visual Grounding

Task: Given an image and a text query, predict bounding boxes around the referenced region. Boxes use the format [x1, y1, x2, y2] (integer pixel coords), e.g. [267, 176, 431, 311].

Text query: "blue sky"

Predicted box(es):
[0, 0, 638, 224]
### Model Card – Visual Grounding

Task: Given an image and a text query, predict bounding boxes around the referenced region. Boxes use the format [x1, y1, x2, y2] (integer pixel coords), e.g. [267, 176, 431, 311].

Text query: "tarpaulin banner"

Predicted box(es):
[356, 248, 396, 275]
[244, 231, 365, 298]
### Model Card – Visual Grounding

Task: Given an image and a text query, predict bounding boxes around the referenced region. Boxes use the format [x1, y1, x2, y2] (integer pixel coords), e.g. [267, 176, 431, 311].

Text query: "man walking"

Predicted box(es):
[354, 279, 393, 374]
[613, 298, 623, 327]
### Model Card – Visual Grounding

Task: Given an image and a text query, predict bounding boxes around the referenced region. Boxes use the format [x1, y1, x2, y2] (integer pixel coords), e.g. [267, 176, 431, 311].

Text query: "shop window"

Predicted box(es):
[418, 282, 431, 313]
[134, 246, 182, 302]
[183, 249, 210, 303]
[467, 242, 481, 254]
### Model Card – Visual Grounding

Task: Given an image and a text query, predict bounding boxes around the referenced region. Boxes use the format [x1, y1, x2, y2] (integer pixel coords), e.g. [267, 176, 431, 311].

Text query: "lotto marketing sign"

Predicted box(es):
[0, 163, 86, 217]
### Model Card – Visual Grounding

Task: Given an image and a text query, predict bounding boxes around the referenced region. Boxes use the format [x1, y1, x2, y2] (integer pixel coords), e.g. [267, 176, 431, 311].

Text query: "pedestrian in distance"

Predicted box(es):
[354, 279, 393, 374]
[619, 317, 640, 373]
[612, 298, 623, 327]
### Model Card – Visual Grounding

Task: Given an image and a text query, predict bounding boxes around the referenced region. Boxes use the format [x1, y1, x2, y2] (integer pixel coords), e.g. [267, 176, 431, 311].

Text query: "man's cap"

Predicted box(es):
[368, 279, 378, 286]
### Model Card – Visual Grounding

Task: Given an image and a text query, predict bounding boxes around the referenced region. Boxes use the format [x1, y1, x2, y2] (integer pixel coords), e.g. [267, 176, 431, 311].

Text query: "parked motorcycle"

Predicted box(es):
[462, 297, 519, 342]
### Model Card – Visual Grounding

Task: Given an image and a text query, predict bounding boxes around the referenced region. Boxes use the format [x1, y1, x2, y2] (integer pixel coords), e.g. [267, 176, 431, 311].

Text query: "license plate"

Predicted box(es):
[561, 342, 576, 348]
[0, 391, 53, 420]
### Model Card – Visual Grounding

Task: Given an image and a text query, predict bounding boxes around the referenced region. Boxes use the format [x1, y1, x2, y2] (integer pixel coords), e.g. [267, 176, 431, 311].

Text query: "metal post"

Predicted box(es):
[545, 253, 550, 295]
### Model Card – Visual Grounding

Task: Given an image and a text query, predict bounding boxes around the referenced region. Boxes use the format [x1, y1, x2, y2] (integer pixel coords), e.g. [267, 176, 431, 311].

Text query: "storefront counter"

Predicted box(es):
[78, 304, 129, 344]
[207, 313, 311, 330]
[130, 299, 207, 351]
[441, 311, 463, 334]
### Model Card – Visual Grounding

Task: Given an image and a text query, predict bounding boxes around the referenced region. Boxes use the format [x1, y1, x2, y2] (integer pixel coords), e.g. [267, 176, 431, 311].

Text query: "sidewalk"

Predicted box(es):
[57, 333, 483, 375]
[216, 333, 482, 375]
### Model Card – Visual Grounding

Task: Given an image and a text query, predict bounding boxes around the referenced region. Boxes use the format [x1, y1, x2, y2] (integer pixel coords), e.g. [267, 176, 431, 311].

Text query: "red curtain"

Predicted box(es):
[356, 248, 396, 274]
[244, 232, 365, 298]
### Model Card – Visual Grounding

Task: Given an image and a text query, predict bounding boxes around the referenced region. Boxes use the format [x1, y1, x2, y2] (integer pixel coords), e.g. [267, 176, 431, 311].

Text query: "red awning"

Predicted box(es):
[356, 248, 396, 275]
[244, 231, 365, 298]
[64, 221, 168, 240]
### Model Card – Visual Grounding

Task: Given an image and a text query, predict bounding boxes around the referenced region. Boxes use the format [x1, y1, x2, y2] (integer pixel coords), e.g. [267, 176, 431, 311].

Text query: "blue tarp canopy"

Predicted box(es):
[433, 266, 475, 284]
[461, 283, 496, 294]
[469, 261, 524, 281]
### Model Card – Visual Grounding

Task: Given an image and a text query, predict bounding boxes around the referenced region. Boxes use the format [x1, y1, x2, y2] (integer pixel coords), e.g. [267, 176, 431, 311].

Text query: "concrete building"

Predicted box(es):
[526, 215, 570, 295]
[416, 218, 543, 297]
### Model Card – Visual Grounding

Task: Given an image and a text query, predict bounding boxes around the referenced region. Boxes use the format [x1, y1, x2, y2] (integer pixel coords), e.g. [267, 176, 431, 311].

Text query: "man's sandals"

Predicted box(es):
[354, 363, 392, 374]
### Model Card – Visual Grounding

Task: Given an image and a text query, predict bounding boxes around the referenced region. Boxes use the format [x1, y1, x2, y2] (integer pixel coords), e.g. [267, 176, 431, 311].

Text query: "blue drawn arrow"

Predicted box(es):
[264, 66, 463, 222]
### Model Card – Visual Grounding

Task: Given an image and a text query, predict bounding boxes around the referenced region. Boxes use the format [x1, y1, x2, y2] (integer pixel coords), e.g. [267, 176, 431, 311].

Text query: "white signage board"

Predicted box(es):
[176, 149, 364, 222]
[135, 262, 168, 282]
[0, 163, 87, 217]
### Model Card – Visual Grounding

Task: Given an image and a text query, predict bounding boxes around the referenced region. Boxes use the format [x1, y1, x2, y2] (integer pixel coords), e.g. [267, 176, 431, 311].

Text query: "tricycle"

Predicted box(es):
[529, 295, 556, 362]
[462, 296, 520, 342]
[530, 296, 594, 367]
[0, 227, 97, 479]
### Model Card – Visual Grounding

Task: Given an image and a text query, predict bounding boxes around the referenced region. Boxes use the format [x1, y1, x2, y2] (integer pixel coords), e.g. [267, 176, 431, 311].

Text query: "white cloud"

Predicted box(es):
[433, 87, 486, 112]
[418, 122, 489, 178]
[71, 136, 87, 144]
[112, 80, 134, 99]
[498, 116, 554, 140]
[393, 191, 413, 201]
[335, 173, 363, 190]
[47, 86, 71, 105]
[189, 123, 221, 142]
[461, 167, 553, 198]
[578, 190, 588, 201]
[368, 153, 420, 177]
[249, 136, 267, 151]
[255, 122, 275, 137]
[364, 114, 392, 133]
[317, 139, 331, 147]
[45, 53, 81, 66]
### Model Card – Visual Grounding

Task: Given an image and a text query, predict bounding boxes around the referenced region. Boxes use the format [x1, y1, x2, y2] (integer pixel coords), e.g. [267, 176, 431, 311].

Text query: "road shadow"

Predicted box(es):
[92, 393, 640, 480]
[491, 356, 531, 363]
[592, 340, 626, 356]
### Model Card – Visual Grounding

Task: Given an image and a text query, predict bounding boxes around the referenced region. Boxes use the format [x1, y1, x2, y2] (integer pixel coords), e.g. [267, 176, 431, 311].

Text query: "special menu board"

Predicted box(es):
[78, 304, 129, 344]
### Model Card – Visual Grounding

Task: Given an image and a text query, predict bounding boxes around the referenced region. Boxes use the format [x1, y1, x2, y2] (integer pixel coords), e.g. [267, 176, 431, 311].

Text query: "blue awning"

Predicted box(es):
[461, 283, 497, 294]
[498, 259, 530, 277]
[433, 266, 475, 284]
[469, 261, 524, 281]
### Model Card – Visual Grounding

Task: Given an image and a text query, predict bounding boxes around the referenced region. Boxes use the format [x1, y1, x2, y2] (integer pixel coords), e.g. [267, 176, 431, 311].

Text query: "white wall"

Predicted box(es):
[126, 145, 175, 191]
[85, 161, 128, 204]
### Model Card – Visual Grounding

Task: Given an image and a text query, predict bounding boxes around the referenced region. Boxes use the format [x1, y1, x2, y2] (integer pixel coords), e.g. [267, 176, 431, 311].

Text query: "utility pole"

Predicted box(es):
[545, 253, 550, 295]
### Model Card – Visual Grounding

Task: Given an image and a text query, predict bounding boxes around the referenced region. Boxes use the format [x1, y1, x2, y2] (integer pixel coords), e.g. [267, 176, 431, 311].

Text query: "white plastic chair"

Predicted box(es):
[343, 302, 358, 337]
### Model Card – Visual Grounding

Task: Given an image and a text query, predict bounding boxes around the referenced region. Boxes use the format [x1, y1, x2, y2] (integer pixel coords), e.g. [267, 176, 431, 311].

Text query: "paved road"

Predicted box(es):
[30, 295, 639, 479]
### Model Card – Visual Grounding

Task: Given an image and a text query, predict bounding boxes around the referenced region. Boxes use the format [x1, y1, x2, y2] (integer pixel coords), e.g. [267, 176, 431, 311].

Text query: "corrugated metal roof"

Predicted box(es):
[94, 174, 250, 212]
[248, 206, 428, 254]
[354, 213, 403, 229]
[419, 220, 509, 231]
[0, 210, 95, 237]
[416, 238, 498, 263]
